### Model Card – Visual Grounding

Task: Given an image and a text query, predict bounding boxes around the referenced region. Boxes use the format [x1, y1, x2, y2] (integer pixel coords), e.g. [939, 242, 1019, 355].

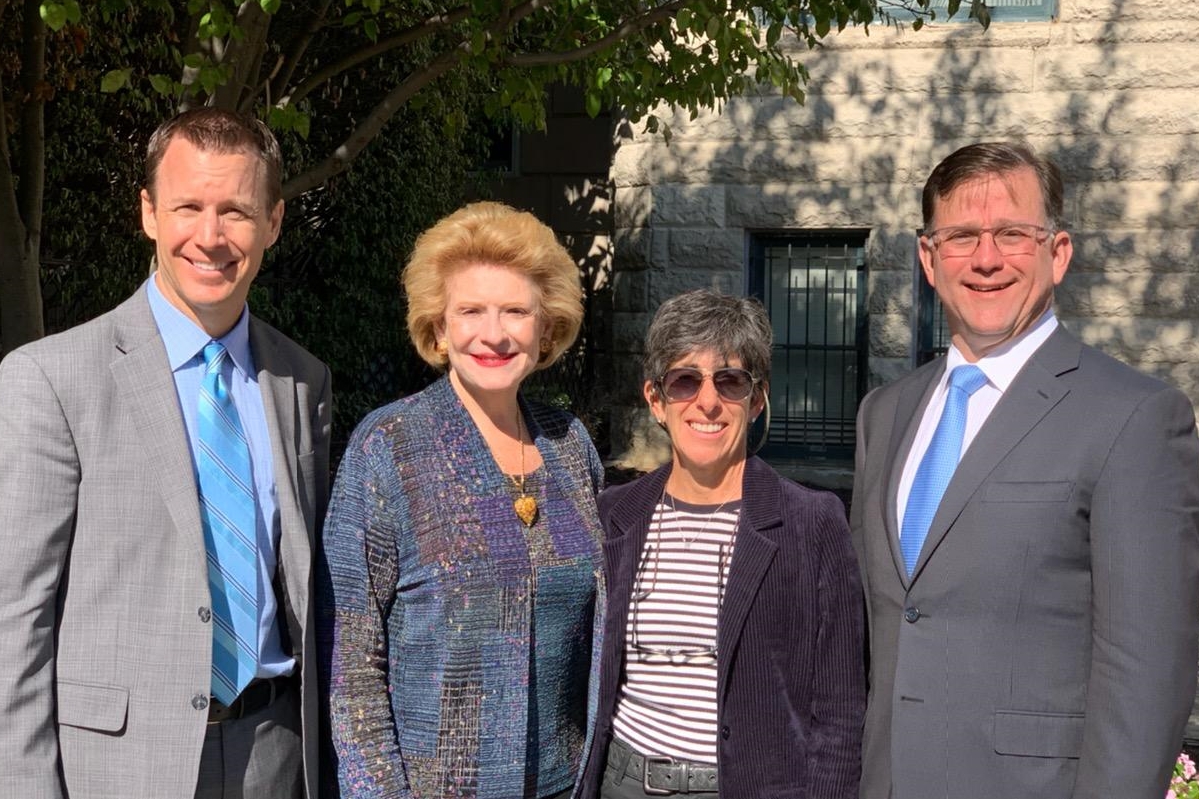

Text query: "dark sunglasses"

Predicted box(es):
[656, 367, 759, 403]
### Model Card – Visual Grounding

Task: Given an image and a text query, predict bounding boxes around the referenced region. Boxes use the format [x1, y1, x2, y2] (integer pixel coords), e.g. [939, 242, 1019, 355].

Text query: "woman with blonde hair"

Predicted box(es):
[319, 201, 605, 798]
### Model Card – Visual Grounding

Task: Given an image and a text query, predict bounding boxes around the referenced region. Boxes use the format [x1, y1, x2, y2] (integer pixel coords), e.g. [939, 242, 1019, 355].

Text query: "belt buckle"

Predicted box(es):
[207, 699, 230, 725]
[642, 754, 676, 796]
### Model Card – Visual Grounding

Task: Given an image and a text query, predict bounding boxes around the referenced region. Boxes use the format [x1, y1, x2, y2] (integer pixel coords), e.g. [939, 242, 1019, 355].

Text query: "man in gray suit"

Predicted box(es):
[0, 109, 330, 798]
[851, 141, 1199, 799]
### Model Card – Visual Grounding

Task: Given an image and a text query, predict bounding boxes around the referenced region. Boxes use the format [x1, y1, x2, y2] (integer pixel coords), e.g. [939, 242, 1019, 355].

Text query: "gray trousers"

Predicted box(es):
[194, 682, 303, 799]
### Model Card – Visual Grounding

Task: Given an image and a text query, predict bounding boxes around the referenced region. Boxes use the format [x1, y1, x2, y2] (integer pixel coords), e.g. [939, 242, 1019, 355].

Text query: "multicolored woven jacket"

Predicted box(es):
[317, 376, 606, 799]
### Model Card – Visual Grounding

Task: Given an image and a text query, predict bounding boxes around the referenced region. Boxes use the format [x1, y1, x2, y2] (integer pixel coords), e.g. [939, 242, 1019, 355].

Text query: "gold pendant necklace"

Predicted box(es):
[512, 409, 538, 527]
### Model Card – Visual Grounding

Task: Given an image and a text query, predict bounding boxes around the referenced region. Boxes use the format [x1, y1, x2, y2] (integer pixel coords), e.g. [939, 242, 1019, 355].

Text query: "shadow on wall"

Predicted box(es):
[603, 0, 1199, 464]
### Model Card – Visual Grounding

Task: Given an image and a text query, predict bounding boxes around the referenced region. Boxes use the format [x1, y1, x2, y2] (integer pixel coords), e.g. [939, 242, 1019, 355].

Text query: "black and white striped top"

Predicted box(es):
[611, 495, 741, 763]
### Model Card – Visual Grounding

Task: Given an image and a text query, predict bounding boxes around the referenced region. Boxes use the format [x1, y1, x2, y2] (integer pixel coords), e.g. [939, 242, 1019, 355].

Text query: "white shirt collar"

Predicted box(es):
[945, 307, 1058, 393]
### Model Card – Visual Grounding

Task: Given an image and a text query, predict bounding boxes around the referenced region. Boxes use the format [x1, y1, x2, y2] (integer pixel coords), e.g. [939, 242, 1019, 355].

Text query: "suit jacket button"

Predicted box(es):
[720, 725, 730, 740]
[198, 607, 211, 623]
[904, 607, 921, 623]
[192, 694, 209, 711]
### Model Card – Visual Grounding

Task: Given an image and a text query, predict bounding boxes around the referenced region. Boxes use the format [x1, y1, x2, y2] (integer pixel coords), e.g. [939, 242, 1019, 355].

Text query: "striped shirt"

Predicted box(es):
[611, 495, 741, 763]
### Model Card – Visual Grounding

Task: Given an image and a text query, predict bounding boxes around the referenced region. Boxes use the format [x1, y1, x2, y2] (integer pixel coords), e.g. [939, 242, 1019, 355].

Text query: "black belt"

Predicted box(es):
[207, 675, 293, 724]
[606, 737, 719, 795]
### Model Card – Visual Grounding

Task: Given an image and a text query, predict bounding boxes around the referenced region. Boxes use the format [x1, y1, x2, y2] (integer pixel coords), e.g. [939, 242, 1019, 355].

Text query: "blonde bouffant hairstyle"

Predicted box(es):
[403, 201, 584, 371]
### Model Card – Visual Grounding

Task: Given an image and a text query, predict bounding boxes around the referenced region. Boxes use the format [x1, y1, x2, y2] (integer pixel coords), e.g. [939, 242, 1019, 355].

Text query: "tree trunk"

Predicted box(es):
[0, 0, 46, 357]
[0, 241, 44, 358]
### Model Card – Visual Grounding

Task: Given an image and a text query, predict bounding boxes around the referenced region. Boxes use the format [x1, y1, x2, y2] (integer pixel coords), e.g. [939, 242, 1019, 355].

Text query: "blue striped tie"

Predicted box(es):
[901, 365, 988, 577]
[197, 342, 258, 705]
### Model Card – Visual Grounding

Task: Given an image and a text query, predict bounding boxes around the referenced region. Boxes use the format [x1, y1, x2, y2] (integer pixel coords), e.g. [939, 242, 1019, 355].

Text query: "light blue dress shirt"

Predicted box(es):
[146, 276, 293, 681]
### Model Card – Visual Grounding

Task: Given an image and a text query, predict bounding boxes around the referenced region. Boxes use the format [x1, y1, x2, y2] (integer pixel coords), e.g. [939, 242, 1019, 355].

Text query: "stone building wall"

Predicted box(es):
[603, 0, 1199, 468]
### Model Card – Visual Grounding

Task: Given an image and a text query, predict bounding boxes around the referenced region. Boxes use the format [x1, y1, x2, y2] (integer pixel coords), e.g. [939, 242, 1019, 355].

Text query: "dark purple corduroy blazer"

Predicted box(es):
[580, 456, 866, 799]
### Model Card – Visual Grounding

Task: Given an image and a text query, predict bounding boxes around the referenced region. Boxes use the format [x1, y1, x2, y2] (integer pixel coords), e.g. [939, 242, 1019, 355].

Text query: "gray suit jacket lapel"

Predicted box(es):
[108, 290, 205, 563]
[249, 321, 309, 637]
[884, 365, 943, 586]
[909, 328, 1079, 582]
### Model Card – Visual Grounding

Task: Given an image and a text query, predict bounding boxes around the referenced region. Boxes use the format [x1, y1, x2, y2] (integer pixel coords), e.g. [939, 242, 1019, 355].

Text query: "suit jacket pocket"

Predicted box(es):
[993, 710, 1083, 758]
[983, 481, 1074, 503]
[57, 680, 129, 733]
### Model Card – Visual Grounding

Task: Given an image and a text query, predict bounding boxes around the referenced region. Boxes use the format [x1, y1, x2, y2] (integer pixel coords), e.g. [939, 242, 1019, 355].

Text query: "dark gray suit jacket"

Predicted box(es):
[0, 287, 331, 798]
[850, 326, 1199, 799]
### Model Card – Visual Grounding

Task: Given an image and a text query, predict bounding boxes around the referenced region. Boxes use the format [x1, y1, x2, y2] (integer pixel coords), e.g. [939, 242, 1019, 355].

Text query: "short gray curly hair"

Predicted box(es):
[643, 289, 773, 392]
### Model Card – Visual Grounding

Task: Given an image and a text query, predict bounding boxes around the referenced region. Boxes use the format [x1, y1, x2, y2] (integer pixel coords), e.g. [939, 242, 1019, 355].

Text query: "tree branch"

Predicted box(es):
[281, 46, 463, 199]
[0, 63, 25, 250]
[178, 11, 203, 110]
[281, 0, 557, 198]
[211, 1, 272, 110]
[285, 5, 472, 106]
[17, 0, 44, 241]
[505, 0, 688, 67]
[266, 0, 335, 107]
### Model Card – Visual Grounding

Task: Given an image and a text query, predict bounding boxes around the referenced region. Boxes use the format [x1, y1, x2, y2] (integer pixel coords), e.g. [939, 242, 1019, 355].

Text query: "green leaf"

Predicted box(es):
[766, 22, 782, 47]
[183, 53, 205, 69]
[198, 65, 221, 94]
[39, 2, 68, 31]
[912, 17, 923, 31]
[63, 0, 82, 24]
[676, 7, 692, 31]
[970, 0, 992, 30]
[364, 18, 378, 42]
[584, 90, 601, 118]
[100, 68, 133, 93]
[149, 74, 175, 96]
[705, 14, 721, 39]
[259, 0, 281, 13]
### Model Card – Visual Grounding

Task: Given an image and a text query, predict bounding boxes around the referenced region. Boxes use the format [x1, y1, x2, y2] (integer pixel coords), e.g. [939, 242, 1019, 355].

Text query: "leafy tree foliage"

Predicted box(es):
[2, 0, 491, 450]
[2, 0, 979, 355]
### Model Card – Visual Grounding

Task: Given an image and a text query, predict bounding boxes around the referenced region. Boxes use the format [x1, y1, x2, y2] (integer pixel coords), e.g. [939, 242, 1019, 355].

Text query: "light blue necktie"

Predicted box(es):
[901, 364, 988, 577]
[197, 342, 258, 705]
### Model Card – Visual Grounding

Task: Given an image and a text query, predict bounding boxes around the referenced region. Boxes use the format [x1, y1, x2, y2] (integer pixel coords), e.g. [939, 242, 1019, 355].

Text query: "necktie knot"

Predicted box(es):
[203, 341, 227, 373]
[949, 364, 988, 396]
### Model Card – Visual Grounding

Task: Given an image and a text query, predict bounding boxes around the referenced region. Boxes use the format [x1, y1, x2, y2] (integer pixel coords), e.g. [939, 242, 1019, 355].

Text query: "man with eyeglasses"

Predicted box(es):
[850, 141, 1199, 799]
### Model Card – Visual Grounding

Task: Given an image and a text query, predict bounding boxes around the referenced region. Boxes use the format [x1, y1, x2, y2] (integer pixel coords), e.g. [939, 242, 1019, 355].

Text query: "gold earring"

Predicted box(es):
[540, 338, 552, 354]
[436, 340, 448, 356]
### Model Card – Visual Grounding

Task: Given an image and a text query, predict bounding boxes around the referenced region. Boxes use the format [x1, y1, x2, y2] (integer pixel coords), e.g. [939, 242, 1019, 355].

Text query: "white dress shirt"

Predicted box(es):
[896, 308, 1059, 538]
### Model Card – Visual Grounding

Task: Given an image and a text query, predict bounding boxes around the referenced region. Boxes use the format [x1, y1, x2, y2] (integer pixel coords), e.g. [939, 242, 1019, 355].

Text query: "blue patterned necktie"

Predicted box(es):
[901, 364, 988, 577]
[197, 341, 258, 705]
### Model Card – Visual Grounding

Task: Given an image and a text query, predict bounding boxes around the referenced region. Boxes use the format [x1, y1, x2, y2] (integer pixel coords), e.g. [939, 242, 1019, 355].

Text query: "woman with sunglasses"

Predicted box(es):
[580, 289, 865, 799]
